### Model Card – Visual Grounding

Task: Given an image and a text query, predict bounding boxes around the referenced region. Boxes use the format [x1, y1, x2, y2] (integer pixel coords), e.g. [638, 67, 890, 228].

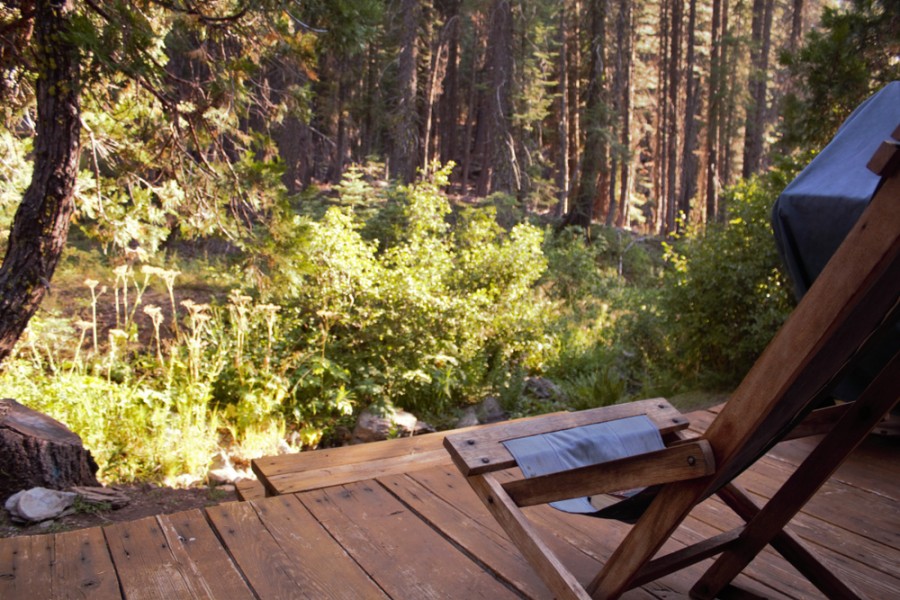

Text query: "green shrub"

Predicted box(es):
[661, 176, 794, 386]
[272, 165, 552, 421]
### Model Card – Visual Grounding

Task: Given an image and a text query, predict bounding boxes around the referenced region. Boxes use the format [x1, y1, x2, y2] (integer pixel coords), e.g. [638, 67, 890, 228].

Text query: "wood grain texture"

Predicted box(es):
[501, 441, 714, 507]
[53, 527, 122, 599]
[444, 398, 688, 475]
[0, 533, 54, 599]
[103, 517, 196, 600]
[300, 480, 517, 599]
[249, 494, 386, 599]
[234, 478, 267, 501]
[266, 448, 450, 495]
[156, 510, 255, 599]
[378, 469, 551, 598]
[206, 498, 377, 600]
[468, 472, 590, 600]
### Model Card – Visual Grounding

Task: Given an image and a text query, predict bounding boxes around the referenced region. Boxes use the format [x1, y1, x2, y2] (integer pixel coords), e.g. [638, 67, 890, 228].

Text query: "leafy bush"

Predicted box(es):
[661, 176, 794, 387]
[272, 165, 551, 421]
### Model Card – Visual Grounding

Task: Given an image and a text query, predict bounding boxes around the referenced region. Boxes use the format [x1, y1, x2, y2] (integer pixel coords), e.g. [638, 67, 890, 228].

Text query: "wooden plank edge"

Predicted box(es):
[235, 478, 267, 501]
[503, 441, 715, 507]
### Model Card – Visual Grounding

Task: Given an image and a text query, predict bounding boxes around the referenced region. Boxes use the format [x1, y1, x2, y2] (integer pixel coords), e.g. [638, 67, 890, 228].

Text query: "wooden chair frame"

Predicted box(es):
[445, 127, 900, 599]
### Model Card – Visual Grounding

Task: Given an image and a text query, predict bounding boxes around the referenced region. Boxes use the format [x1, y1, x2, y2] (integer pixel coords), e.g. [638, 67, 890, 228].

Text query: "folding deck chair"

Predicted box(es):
[444, 123, 900, 599]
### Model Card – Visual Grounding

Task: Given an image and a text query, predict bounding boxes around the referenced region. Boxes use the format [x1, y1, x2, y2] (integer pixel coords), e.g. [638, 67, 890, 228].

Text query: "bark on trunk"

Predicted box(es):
[616, 0, 634, 229]
[705, 0, 722, 222]
[0, 399, 100, 501]
[742, 0, 774, 178]
[555, 3, 570, 216]
[566, 0, 581, 194]
[476, 0, 516, 196]
[565, 0, 608, 229]
[654, 0, 670, 234]
[438, 0, 461, 175]
[678, 0, 701, 226]
[390, 0, 422, 183]
[665, 0, 683, 233]
[0, 0, 81, 363]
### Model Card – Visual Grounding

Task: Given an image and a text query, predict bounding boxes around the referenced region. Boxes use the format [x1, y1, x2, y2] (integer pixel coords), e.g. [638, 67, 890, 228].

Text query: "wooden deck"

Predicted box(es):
[1, 406, 898, 599]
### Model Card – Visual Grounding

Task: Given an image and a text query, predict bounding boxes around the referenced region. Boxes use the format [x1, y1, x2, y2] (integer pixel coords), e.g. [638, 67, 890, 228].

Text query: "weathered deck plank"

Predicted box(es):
[156, 510, 255, 599]
[299, 480, 519, 599]
[248, 494, 387, 599]
[0, 532, 54, 598]
[0, 406, 896, 599]
[379, 468, 552, 598]
[104, 516, 214, 600]
[53, 526, 122, 599]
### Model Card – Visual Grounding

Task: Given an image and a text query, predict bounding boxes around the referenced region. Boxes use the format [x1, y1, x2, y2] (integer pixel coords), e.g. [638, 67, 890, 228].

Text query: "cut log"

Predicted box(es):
[0, 398, 100, 501]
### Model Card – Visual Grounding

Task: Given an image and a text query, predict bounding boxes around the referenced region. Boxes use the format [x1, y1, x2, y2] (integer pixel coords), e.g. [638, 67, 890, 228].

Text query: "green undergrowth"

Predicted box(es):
[0, 165, 793, 485]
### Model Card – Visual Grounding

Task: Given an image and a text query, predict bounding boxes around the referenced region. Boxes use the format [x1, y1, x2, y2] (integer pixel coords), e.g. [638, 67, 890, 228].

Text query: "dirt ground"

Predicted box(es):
[0, 482, 240, 538]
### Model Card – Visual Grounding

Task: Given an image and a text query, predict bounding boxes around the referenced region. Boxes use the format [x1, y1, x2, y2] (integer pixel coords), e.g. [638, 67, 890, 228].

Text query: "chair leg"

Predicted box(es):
[467, 473, 591, 600]
[716, 484, 862, 600]
[690, 354, 900, 599]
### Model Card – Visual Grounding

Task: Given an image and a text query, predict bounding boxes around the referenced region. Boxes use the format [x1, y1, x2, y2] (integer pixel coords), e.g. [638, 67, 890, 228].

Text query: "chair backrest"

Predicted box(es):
[700, 125, 900, 496]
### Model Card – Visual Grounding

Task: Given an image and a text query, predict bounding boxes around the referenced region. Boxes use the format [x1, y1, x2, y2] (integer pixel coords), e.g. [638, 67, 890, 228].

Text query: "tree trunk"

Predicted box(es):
[439, 0, 461, 176]
[462, 13, 486, 194]
[606, 0, 627, 227]
[476, 0, 516, 196]
[678, 0, 701, 226]
[789, 0, 804, 54]
[390, 0, 422, 183]
[566, 0, 608, 229]
[555, 3, 571, 216]
[0, 399, 100, 500]
[422, 8, 451, 177]
[0, 0, 81, 363]
[742, 0, 774, 178]
[616, 0, 634, 229]
[720, 0, 737, 197]
[665, 0, 683, 233]
[706, 0, 722, 222]
[654, 0, 670, 234]
[566, 0, 582, 195]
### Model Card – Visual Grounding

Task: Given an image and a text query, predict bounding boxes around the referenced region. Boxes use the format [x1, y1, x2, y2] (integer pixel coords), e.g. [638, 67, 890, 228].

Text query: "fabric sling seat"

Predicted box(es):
[444, 94, 900, 599]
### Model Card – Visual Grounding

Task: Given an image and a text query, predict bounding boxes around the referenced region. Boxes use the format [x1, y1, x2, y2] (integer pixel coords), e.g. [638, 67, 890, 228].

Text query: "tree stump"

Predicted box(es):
[0, 399, 99, 501]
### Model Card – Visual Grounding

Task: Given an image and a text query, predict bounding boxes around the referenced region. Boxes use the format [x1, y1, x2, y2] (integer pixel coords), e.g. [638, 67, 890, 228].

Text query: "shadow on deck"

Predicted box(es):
[1, 406, 898, 599]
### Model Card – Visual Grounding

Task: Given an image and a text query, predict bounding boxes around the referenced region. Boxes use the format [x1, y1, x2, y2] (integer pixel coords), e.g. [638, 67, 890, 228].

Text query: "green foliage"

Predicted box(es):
[780, 0, 900, 152]
[541, 227, 609, 301]
[660, 176, 794, 387]
[0, 131, 31, 247]
[274, 165, 551, 420]
[0, 265, 293, 483]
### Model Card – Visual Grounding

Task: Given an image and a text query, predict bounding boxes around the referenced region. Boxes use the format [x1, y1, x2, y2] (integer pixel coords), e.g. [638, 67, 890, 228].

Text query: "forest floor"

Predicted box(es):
[0, 482, 239, 538]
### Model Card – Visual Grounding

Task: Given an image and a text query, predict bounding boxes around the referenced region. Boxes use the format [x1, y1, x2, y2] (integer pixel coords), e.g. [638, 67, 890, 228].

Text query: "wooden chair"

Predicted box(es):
[444, 127, 900, 599]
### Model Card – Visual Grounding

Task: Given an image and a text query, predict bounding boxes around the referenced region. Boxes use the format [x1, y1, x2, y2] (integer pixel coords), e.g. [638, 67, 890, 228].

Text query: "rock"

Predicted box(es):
[276, 439, 296, 455]
[169, 474, 199, 488]
[456, 407, 479, 428]
[209, 450, 230, 471]
[208, 466, 240, 485]
[352, 407, 434, 444]
[477, 396, 507, 423]
[208, 461, 254, 484]
[0, 398, 100, 501]
[525, 377, 566, 401]
[456, 397, 509, 428]
[5, 487, 77, 523]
